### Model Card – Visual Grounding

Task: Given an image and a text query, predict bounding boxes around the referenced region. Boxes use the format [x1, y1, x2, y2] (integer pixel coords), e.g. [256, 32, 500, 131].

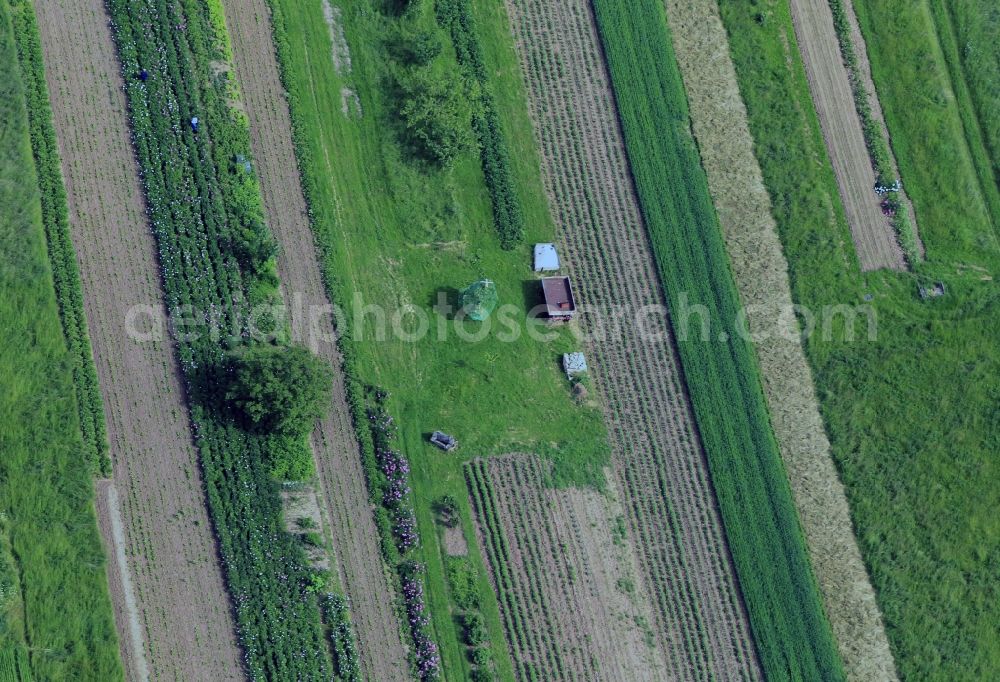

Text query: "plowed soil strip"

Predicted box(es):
[789, 0, 906, 271]
[661, 0, 900, 678]
[504, 1, 761, 679]
[34, 0, 243, 678]
[218, 2, 409, 679]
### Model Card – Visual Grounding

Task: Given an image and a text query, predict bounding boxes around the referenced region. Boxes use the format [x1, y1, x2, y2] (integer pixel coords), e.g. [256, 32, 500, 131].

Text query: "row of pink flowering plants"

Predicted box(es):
[366, 389, 441, 679]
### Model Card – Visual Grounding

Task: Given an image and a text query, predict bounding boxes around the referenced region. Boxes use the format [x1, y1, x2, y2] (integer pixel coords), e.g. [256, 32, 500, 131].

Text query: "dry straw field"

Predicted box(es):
[660, 0, 897, 678]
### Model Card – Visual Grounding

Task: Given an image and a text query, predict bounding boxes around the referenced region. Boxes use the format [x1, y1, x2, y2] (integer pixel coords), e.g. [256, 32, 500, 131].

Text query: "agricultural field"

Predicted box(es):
[6, 0, 999, 678]
[29, 0, 245, 676]
[0, 1, 121, 677]
[505, 0, 769, 678]
[660, 0, 897, 678]
[719, 0, 1000, 680]
[591, 0, 845, 677]
[466, 455, 669, 680]
[788, 0, 914, 269]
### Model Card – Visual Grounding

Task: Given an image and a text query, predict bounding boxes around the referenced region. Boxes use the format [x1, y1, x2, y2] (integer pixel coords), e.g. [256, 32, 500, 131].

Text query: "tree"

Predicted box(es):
[225, 344, 333, 437]
[391, 26, 443, 66]
[398, 71, 472, 167]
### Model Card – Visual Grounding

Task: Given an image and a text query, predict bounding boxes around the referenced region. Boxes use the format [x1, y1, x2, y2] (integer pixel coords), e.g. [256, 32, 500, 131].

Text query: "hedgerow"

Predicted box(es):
[366, 393, 442, 680]
[103, 0, 332, 676]
[590, 1, 845, 679]
[7, 0, 109, 474]
[435, 0, 525, 249]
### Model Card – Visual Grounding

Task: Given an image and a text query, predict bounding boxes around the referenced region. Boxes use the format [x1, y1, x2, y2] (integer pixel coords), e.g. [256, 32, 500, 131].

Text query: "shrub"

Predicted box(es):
[471, 645, 492, 668]
[397, 71, 472, 167]
[461, 612, 487, 647]
[263, 432, 314, 480]
[445, 557, 480, 611]
[433, 494, 459, 527]
[391, 26, 443, 66]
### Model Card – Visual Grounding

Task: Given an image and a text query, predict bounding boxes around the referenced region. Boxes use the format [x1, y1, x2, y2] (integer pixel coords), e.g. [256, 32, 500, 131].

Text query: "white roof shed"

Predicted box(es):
[534, 243, 560, 272]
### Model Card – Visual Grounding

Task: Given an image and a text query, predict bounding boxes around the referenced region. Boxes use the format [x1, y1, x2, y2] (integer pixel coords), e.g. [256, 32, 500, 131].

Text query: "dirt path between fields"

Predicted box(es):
[789, 0, 908, 271]
[219, 2, 410, 679]
[661, 0, 900, 679]
[95, 481, 150, 682]
[34, 0, 244, 679]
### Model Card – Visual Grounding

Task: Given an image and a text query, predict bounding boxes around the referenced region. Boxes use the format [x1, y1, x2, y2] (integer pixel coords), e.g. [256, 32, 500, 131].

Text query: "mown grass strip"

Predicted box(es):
[0, 3, 122, 676]
[925, 0, 1000, 235]
[7, 0, 109, 474]
[589, 1, 844, 679]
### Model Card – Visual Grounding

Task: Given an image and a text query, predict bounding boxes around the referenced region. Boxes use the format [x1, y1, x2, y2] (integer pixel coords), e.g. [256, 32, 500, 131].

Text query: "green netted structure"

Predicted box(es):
[459, 279, 498, 321]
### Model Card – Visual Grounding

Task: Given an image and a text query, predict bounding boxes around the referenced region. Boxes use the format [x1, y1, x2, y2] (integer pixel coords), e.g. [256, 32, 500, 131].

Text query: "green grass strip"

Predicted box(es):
[0, 2, 122, 675]
[6, 0, 110, 474]
[589, 1, 844, 679]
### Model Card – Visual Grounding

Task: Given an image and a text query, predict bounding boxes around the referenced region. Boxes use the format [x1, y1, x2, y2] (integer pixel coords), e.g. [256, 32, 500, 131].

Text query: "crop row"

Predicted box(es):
[434, 0, 524, 249]
[0, 647, 30, 682]
[103, 0, 333, 677]
[589, 1, 844, 679]
[319, 592, 360, 682]
[7, 0, 109, 473]
[826, 0, 919, 263]
[465, 459, 549, 681]
[365, 393, 441, 680]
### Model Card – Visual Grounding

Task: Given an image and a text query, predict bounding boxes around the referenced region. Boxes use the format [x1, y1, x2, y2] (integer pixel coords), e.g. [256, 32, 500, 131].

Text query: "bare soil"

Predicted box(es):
[661, 1, 900, 679]
[219, 1, 410, 679]
[34, 0, 244, 678]
[789, 0, 908, 270]
[442, 525, 468, 557]
[504, 2, 762, 678]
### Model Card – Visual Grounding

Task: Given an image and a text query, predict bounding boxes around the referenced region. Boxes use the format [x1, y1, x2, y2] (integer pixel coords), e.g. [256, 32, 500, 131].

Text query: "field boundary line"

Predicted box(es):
[95, 481, 150, 682]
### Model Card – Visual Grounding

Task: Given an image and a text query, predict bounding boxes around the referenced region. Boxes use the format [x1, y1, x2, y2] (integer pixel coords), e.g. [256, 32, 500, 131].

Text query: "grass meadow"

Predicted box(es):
[718, 0, 1000, 678]
[0, 2, 122, 677]
[266, 0, 612, 677]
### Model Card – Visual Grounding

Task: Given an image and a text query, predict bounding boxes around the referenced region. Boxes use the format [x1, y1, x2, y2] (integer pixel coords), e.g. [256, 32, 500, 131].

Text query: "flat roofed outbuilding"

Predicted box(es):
[534, 243, 560, 271]
[541, 276, 576, 318]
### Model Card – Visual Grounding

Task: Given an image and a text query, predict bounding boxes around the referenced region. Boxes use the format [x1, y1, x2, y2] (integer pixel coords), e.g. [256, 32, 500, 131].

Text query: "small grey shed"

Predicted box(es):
[562, 352, 587, 378]
[534, 243, 560, 272]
